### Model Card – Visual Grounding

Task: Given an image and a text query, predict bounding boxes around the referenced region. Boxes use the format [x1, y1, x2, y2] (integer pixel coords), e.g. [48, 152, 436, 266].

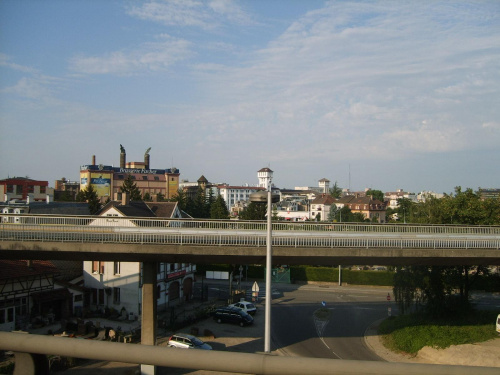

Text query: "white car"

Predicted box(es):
[167, 333, 212, 350]
[228, 301, 257, 315]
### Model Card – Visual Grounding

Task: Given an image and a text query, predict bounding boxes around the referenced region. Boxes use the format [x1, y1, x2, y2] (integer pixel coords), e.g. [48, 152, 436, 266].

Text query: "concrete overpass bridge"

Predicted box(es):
[1, 214, 500, 374]
[1, 214, 499, 266]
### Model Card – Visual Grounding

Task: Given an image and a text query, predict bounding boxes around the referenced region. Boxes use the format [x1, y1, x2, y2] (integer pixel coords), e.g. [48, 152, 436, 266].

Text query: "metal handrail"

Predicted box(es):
[2, 213, 500, 233]
[1, 223, 499, 250]
[1, 331, 498, 375]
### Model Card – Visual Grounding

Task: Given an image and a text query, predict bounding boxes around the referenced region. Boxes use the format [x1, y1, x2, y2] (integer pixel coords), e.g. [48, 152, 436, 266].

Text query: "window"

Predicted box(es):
[16, 185, 22, 194]
[113, 262, 120, 275]
[117, 175, 124, 180]
[74, 294, 83, 302]
[92, 261, 104, 274]
[6, 185, 13, 193]
[142, 176, 148, 180]
[0, 309, 4, 324]
[113, 288, 120, 304]
[154, 176, 159, 181]
[40, 186, 46, 194]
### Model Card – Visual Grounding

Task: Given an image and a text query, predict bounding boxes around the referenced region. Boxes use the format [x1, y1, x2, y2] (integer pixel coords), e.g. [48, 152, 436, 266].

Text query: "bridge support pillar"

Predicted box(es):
[141, 261, 157, 375]
[13, 352, 49, 375]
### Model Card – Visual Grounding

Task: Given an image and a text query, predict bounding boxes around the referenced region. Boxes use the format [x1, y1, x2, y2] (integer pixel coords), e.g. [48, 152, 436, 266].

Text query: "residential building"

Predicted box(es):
[0, 177, 54, 202]
[417, 191, 445, 202]
[54, 177, 80, 201]
[84, 195, 195, 319]
[384, 189, 417, 209]
[310, 194, 336, 221]
[79, 146, 180, 202]
[335, 195, 387, 223]
[0, 260, 81, 332]
[478, 188, 500, 200]
[217, 184, 265, 215]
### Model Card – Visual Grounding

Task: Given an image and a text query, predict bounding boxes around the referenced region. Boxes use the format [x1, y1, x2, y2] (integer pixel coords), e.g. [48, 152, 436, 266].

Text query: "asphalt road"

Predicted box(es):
[272, 284, 394, 360]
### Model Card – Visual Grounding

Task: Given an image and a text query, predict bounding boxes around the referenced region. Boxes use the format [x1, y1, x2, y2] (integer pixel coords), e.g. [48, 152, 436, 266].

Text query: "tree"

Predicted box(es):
[170, 189, 188, 211]
[366, 189, 384, 202]
[329, 181, 342, 199]
[239, 202, 267, 220]
[210, 195, 230, 219]
[76, 184, 101, 215]
[120, 175, 142, 201]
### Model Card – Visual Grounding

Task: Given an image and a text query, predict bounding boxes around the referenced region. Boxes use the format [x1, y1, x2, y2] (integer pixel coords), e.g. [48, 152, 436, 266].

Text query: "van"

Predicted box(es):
[213, 307, 254, 327]
[496, 314, 500, 334]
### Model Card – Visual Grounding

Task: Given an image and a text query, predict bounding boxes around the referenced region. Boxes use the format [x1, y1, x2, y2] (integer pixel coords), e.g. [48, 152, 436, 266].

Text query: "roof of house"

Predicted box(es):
[337, 195, 385, 206]
[0, 202, 90, 215]
[145, 202, 179, 218]
[311, 194, 336, 205]
[0, 260, 59, 280]
[98, 200, 156, 217]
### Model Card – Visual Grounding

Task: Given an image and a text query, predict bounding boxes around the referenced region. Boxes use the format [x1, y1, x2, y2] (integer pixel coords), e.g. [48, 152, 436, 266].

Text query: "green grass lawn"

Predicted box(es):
[378, 310, 499, 355]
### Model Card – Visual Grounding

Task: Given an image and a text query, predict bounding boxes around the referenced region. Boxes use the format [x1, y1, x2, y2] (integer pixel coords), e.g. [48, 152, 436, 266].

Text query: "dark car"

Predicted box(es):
[213, 307, 254, 327]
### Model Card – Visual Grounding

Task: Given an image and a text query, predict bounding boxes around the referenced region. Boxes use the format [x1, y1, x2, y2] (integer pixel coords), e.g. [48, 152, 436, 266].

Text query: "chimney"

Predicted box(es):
[120, 145, 126, 168]
[122, 192, 130, 206]
[145, 153, 150, 170]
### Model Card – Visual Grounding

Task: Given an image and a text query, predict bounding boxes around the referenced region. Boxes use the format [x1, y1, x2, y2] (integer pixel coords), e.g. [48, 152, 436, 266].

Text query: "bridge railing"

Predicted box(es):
[2, 214, 500, 234]
[1, 224, 499, 250]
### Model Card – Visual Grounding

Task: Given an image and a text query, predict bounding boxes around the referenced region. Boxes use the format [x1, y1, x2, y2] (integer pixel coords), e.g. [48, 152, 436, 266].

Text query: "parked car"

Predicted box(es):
[167, 333, 212, 350]
[496, 314, 500, 334]
[228, 301, 257, 315]
[213, 307, 254, 326]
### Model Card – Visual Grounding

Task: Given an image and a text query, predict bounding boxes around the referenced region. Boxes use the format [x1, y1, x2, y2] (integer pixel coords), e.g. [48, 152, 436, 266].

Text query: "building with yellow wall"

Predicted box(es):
[80, 146, 179, 201]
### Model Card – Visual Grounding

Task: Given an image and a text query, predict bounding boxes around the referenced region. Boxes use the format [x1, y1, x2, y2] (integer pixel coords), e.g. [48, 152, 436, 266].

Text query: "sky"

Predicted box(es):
[1, 0, 499, 195]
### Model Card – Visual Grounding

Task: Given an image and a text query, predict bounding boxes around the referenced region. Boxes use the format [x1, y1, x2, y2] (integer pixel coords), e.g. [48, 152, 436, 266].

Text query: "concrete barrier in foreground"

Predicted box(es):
[1, 331, 499, 375]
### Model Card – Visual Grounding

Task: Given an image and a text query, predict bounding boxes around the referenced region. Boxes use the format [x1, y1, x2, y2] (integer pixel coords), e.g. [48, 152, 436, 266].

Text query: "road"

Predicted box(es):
[272, 284, 394, 360]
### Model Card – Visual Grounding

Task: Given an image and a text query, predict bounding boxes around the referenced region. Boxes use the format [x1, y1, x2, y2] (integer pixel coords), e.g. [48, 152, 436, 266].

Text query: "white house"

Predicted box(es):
[84, 196, 196, 319]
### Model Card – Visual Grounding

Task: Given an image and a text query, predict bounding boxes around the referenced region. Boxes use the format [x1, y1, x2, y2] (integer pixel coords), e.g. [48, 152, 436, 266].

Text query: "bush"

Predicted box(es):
[379, 310, 498, 354]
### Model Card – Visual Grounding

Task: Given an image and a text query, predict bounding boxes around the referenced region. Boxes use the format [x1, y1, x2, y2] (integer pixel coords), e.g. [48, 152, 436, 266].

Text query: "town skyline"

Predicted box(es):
[1, 1, 499, 194]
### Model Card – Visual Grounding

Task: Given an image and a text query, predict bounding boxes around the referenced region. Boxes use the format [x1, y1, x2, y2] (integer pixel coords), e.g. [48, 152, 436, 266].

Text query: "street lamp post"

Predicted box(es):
[249, 188, 278, 353]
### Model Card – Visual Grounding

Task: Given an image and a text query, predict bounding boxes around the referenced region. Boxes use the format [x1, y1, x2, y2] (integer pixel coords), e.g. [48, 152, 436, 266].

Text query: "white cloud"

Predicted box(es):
[0, 53, 38, 74]
[126, 0, 254, 29]
[69, 35, 193, 75]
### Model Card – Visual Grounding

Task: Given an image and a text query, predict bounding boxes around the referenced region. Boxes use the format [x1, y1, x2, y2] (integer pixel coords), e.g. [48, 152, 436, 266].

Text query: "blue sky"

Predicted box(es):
[1, 0, 499, 194]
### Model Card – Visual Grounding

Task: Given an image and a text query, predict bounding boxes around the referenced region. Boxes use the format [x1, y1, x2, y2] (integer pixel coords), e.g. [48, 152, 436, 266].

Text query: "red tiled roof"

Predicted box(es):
[0, 260, 59, 280]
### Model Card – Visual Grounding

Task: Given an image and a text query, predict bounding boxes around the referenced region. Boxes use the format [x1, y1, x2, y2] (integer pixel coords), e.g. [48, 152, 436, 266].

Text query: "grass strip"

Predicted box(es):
[378, 310, 499, 355]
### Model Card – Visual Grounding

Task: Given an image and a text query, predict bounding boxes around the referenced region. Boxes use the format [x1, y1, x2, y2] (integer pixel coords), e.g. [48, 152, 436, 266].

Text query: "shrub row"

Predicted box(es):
[195, 264, 499, 290]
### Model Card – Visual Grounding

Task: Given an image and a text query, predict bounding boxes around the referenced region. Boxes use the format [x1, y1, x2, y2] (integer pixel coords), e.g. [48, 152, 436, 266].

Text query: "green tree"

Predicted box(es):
[210, 195, 230, 219]
[120, 175, 142, 201]
[329, 181, 342, 199]
[239, 202, 267, 220]
[76, 184, 102, 215]
[170, 189, 188, 211]
[366, 189, 384, 202]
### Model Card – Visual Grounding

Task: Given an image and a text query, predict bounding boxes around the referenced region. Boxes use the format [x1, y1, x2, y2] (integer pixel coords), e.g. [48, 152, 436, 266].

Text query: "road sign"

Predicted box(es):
[387, 293, 391, 301]
[321, 301, 326, 307]
[252, 281, 260, 292]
